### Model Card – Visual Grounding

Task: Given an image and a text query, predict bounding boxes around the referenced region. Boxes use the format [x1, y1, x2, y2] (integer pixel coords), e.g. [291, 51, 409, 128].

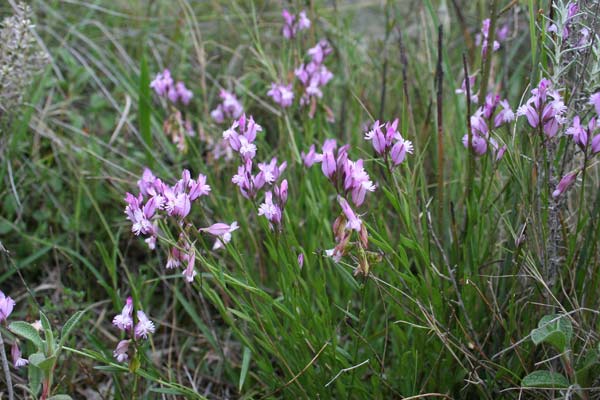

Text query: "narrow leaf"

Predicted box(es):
[239, 347, 252, 391]
[60, 311, 86, 347]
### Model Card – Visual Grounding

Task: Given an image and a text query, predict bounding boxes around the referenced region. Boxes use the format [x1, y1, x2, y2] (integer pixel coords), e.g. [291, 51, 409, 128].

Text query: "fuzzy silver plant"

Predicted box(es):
[0, 2, 48, 119]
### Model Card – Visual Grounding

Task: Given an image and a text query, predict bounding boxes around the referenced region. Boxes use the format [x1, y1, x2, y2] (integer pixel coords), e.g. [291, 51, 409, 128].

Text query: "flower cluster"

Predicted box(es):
[150, 69, 193, 105]
[294, 40, 334, 114]
[303, 139, 376, 207]
[112, 297, 155, 363]
[517, 78, 567, 138]
[267, 82, 294, 108]
[364, 119, 414, 166]
[125, 169, 211, 249]
[223, 115, 288, 229]
[475, 18, 508, 56]
[211, 89, 244, 124]
[462, 93, 514, 157]
[281, 9, 310, 39]
[553, 92, 600, 199]
[302, 139, 377, 274]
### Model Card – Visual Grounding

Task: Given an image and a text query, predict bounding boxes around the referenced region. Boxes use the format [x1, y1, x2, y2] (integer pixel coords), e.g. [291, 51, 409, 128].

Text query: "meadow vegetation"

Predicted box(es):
[1, 0, 600, 398]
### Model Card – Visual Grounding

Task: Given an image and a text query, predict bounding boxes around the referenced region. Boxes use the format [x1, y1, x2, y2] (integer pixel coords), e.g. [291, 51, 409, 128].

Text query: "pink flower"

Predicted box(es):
[301, 144, 321, 167]
[11, 342, 28, 368]
[592, 134, 600, 154]
[282, 9, 310, 39]
[456, 74, 478, 103]
[566, 116, 588, 148]
[211, 90, 243, 123]
[200, 221, 239, 250]
[494, 100, 515, 127]
[517, 79, 566, 137]
[267, 83, 294, 108]
[338, 196, 361, 231]
[175, 82, 193, 105]
[590, 92, 600, 117]
[113, 340, 130, 363]
[553, 171, 578, 199]
[258, 191, 282, 225]
[183, 251, 196, 282]
[150, 69, 173, 97]
[0, 290, 15, 322]
[112, 297, 134, 331]
[390, 137, 414, 166]
[134, 311, 156, 339]
[462, 134, 488, 156]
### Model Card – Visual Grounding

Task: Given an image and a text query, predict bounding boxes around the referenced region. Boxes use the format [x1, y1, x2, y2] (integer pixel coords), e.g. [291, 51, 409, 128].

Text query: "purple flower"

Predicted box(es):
[183, 251, 196, 282]
[477, 18, 501, 56]
[297, 253, 304, 269]
[456, 74, 478, 103]
[462, 134, 488, 156]
[553, 171, 578, 199]
[590, 92, 600, 117]
[494, 100, 515, 127]
[364, 119, 413, 166]
[258, 191, 282, 225]
[517, 79, 566, 137]
[166, 247, 181, 269]
[150, 69, 173, 97]
[175, 82, 193, 105]
[211, 90, 243, 123]
[200, 221, 239, 250]
[566, 116, 588, 148]
[298, 11, 311, 30]
[113, 339, 130, 363]
[295, 40, 334, 113]
[282, 9, 310, 39]
[112, 297, 134, 331]
[267, 83, 294, 108]
[134, 310, 156, 339]
[11, 342, 28, 368]
[390, 137, 414, 166]
[338, 196, 361, 231]
[301, 144, 321, 167]
[0, 290, 15, 322]
[592, 133, 600, 154]
[150, 70, 192, 105]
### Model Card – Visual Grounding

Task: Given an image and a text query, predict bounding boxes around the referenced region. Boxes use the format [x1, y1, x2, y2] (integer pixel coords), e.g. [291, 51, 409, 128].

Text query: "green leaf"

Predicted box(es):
[9, 321, 44, 351]
[60, 310, 85, 347]
[40, 311, 55, 354]
[138, 52, 154, 167]
[530, 314, 573, 352]
[28, 362, 43, 396]
[239, 347, 252, 391]
[48, 395, 73, 400]
[521, 370, 570, 388]
[36, 355, 57, 375]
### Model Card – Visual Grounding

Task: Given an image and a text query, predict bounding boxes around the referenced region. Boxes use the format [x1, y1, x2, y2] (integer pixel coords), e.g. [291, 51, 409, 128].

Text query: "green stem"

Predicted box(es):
[348, 277, 369, 396]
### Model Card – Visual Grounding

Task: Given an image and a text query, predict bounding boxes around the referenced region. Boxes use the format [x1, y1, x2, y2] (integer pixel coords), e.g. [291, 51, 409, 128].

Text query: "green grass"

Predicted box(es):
[2, 0, 600, 399]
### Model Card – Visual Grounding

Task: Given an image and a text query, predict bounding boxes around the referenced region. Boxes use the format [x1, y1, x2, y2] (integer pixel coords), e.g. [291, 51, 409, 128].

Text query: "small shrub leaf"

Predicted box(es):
[521, 370, 570, 388]
[530, 314, 573, 352]
[9, 321, 44, 350]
